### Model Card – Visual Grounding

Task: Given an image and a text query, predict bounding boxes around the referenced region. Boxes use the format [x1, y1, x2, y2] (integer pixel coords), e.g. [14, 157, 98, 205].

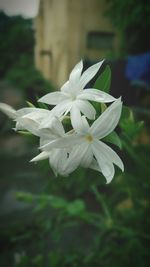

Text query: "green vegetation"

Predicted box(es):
[0, 65, 150, 267]
[0, 12, 53, 101]
[0, 7, 150, 267]
[103, 0, 150, 54]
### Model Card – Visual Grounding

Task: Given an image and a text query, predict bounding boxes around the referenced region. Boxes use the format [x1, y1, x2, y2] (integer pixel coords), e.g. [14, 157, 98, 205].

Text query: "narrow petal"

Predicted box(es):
[78, 89, 116, 103]
[40, 134, 56, 147]
[40, 134, 83, 150]
[21, 109, 50, 121]
[92, 142, 115, 183]
[51, 100, 72, 117]
[50, 149, 67, 176]
[79, 60, 104, 89]
[97, 140, 124, 171]
[69, 60, 83, 85]
[89, 158, 102, 172]
[0, 102, 16, 119]
[60, 80, 70, 93]
[63, 143, 89, 175]
[17, 117, 40, 136]
[70, 105, 90, 134]
[39, 116, 65, 136]
[80, 145, 93, 168]
[31, 151, 50, 162]
[89, 158, 115, 184]
[70, 105, 82, 132]
[90, 98, 122, 139]
[76, 99, 96, 120]
[38, 91, 67, 105]
[17, 107, 43, 117]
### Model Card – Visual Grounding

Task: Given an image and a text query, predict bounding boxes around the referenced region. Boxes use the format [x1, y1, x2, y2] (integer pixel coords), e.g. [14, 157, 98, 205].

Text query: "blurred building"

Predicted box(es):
[34, 0, 119, 87]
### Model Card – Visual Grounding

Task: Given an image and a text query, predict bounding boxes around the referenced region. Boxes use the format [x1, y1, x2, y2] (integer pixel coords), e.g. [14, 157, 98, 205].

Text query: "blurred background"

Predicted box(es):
[0, 0, 150, 266]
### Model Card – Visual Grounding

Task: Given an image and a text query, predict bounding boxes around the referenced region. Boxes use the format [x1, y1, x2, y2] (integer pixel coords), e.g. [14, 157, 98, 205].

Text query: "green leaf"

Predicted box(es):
[101, 103, 107, 113]
[16, 192, 34, 203]
[94, 65, 111, 93]
[50, 197, 68, 209]
[36, 96, 49, 109]
[102, 131, 122, 149]
[66, 200, 86, 216]
[120, 120, 144, 139]
[26, 101, 35, 107]
[120, 105, 133, 123]
[18, 130, 32, 135]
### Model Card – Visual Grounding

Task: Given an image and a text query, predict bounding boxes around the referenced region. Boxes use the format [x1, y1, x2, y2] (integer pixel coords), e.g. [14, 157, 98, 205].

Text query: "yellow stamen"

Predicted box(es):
[86, 134, 93, 142]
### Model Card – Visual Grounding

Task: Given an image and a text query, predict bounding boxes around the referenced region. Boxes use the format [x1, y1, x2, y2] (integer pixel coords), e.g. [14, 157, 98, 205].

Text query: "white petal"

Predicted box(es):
[40, 134, 83, 150]
[38, 91, 67, 105]
[92, 142, 115, 183]
[50, 148, 67, 176]
[51, 100, 72, 117]
[76, 99, 96, 120]
[31, 151, 50, 162]
[17, 109, 51, 135]
[102, 162, 115, 184]
[60, 80, 71, 94]
[79, 60, 104, 89]
[15, 121, 25, 131]
[70, 105, 83, 133]
[40, 134, 56, 147]
[80, 145, 93, 167]
[90, 98, 122, 139]
[0, 102, 17, 119]
[63, 143, 89, 175]
[17, 107, 42, 117]
[69, 60, 83, 85]
[89, 158, 102, 172]
[40, 116, 65, 136]
[78, 89, 116, 103]
[97, 140, 124, 171]
[70, 105, 90, 134]
[21, 109, 50, 121]
[17, 117, 40, 136]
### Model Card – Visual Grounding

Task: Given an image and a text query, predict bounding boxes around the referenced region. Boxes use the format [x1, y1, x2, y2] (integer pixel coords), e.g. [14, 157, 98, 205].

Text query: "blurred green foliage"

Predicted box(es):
[0, 12, 54, 101]
[103, 0, 150, 54]
[0, 65, 150, 267]
[0, 12, 34, 78]
[5, 56, 54, 101]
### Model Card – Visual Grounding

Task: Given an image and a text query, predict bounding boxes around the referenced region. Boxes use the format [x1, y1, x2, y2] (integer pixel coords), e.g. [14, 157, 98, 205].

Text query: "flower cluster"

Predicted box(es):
[0, 60, 124, 183]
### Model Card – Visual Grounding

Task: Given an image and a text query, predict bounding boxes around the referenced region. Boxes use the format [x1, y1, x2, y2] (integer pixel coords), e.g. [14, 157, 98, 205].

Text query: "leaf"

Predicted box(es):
[101, 103, 107, 113]
[50, 197, 68, 209]
[36, 96, 49, 109]
[18, 131, 32, 135]
[120, 105, 133, 123]
[120, 120, 144, 139]
[102, 131, 122, 149]
[94, 65, 111, 93]
[66, 200, 86, 216]
[26, 101, 35, 108]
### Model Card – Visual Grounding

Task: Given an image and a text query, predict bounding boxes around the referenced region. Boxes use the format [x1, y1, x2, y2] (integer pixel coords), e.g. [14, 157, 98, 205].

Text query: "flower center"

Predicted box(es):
[86, 134, 93, 142]
[71, 95, 76, 101]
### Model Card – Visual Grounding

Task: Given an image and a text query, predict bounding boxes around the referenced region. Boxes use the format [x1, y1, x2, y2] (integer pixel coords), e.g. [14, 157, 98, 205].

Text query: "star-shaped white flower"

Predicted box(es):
[40, 98, 124, 183]
[39, 60, 116, 126]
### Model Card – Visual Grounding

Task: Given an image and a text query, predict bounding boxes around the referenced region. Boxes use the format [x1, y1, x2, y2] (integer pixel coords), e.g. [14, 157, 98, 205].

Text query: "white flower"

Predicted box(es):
[0, 102, 51, 134]
[38, 60, 116, 126]
[17, 109, 52, 135]
[31, 116, 76, 176]
[40, 98, 124, 183]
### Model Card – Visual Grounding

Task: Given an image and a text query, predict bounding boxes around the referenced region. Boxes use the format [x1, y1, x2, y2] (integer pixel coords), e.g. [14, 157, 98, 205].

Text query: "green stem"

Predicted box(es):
[91, 185, 112, 221]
